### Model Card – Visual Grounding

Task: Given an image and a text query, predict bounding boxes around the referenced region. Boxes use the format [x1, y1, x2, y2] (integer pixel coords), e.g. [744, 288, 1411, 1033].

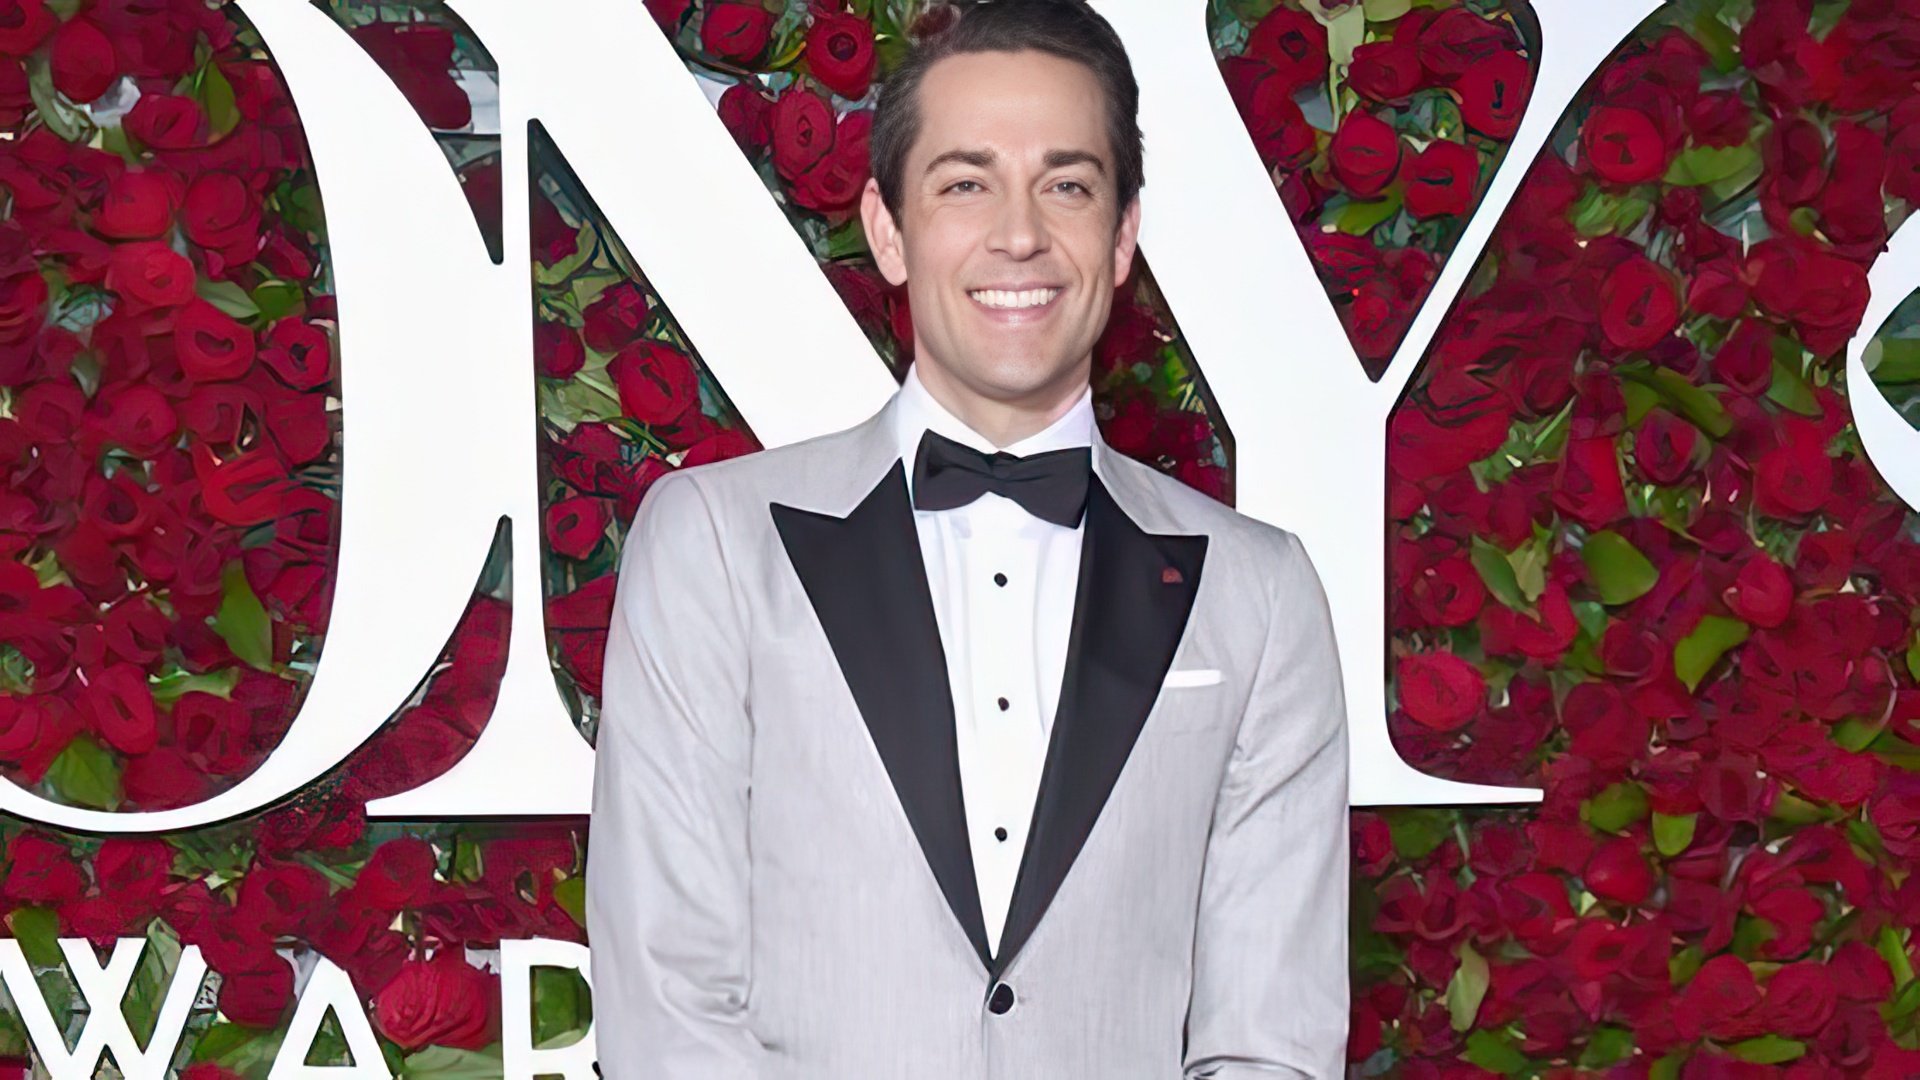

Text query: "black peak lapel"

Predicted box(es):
[769, 461, 994, 970]
[990, 473, 1208, 979]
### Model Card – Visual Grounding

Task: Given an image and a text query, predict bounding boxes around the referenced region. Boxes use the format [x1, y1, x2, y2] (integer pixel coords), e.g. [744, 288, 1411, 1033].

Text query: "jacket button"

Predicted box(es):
[988, 982, 1016, 1014]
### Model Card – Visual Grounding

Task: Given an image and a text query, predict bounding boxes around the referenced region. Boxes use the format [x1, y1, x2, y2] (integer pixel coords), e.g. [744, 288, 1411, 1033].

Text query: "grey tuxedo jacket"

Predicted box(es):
[585, 390, 1351, 1079]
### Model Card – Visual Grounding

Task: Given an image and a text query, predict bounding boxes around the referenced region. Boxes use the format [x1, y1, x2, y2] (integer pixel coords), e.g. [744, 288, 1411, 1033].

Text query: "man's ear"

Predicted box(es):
[1112, 193, 1142, 290]
[862, 178, 908, 287]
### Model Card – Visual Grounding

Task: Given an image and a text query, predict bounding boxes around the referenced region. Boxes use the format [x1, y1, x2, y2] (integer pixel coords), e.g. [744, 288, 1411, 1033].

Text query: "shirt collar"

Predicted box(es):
[894, 361, 1095, 499]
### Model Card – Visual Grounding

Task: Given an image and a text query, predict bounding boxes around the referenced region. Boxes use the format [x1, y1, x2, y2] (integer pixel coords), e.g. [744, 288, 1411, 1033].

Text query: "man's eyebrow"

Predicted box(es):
[922, 148, 1110, 175]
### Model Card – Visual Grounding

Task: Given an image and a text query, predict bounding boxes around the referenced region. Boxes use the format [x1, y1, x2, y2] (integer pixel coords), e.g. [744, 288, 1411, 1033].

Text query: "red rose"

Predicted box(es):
[535, 321, 585, 379]
[701, 2, 774, 63]
[1347, 40, 1420, 103]
[646, 0, 692, 29]
[1724, 551, 1793, 628]
[1561, 681, 1646, 769]
[1220, 58, 1315, 171]
[545, 494, 611, 560]
[807, 11, 876, 101]
[716, 83, 773, 154]
[1327, 110, 1401, 198]
[124, 94, 206, 150]
[1402, 138, 1478, 219]
[1, 832, 83, 903]
[120, 745, 211, 803]
[1688, 89, 1752, 148]
[610, 340, 699, 425]
[1396, 651, 1485, 731]
[191, 442, 293, 526]
[81, 663, 158, 755]
[1753, 417, 1832, 518]
[182, 172, 262, 253]
[259, 318, 332, 390]
[1762, 960, 1837, 1038]
[1405, 554, 1485, 628]
[216, 949, 294, 1029]
[1456, 48, 1530, 139]
[174, 300, 257, 382]
[790, 109, 870, 213]
[0, 0, 54, 57]
[1553, 436, 1626, 529]
[348, 22, 470, 130]
[1709, 319, 1775, 396]
[1598, 255, 1680, 351]
[1412, 8, 1511, 78]
[106, 240, 197, 313]
[373, 950, 500, 1051]
[93, 170, 179, 240]
[581, 282, 650, 353]
[1582, 836, 1653, 905]
[1581, 105, 1669, 184]
[352, 837, 440, 911]
[770, 86, 836, 181]
[1748, 237, 1869, 356]
[679, 427, 756, 470]
[171, 691, 255, 775]
[0, 270, 45, 345]
[1246, 6, 1326, 95]
[50, 18, 116, 103]
[1631, 408, 1699, 486]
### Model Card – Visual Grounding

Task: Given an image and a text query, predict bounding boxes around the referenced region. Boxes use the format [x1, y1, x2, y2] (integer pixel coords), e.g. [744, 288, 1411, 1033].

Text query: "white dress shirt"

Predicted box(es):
[891, 362, 1093, 959]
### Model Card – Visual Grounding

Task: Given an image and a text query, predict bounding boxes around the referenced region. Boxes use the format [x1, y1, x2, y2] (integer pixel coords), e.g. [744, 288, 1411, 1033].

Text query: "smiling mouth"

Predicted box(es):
[968, 287, 1061, 311]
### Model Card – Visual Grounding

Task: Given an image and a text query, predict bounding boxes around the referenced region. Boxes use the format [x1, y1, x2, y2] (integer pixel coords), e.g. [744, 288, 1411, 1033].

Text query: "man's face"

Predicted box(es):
[863, 48, 1141, 408]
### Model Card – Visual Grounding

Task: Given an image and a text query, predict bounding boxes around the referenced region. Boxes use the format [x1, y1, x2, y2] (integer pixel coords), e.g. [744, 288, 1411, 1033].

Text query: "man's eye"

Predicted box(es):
[946, 180, 982, 193]
[1054, 180, 1089, 195]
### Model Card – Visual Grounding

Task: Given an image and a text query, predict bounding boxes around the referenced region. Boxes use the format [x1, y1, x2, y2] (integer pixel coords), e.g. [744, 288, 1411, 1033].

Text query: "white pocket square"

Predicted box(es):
[1160, 667, 1222, 688]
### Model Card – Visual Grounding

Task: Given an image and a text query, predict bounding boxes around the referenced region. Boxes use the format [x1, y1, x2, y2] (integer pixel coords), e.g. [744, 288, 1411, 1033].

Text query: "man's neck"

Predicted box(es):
[913, 358, 1091, 449]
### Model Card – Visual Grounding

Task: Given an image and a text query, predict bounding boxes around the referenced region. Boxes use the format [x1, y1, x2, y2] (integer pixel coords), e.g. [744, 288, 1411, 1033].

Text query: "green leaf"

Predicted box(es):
[251, 281, 304, 323]
[1620, 377, 1660, 427]
[210, 561, 273, 671]
[193, 1021, 284, 1074]
[198, 61, 240, 137]
[531, 966, 592, 1047]
[1570, 186, 1652, 237]
[1577, 1026, 1636, 1069]
[1650, 1050, 1686, 1080]
[1662, 143, 1759, 188]
[1877, 926, 1915, 989]
[46, 735, 122, 810]
[1673, 614, 1750, 692]
[1727, 1035, 1805, 1065]
[124, 921, 185, 1049]
[1651, 811, 1696, 857]
[1769, 790, 1827, 825]
[1385, 808, 1454, 860]
[1834, 715, 1886, 753]
[1471, 536, 1529, 612]
[1906, 632, 1919, 683]
[196, 277, 260, 320]
[401, 1044, 505, 1079]
[1462, 1029, 1530, 1075]
[822, 218, 870, 260]
[1363, 0, 1412, 18]
[1445, 942, 1489, 1031]
[1580, 530, 1659, 605]
[1582, 781, 1648, 834]
[1622, 366, 1732, 439]
[1333, 188, 1404, 236]
[1508, 535, 1549, 603]
[1766, 347, 1820, 417]
[25, 54, 91, 142]
[1865, 338, 1920, 383]
[150, 666, 241, 705]
[552, 875, 586, 928]
[7, 906, 63, 967]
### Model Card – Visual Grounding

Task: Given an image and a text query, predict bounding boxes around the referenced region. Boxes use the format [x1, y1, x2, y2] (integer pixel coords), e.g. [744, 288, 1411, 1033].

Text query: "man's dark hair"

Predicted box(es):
[869, 0, 1144, 230]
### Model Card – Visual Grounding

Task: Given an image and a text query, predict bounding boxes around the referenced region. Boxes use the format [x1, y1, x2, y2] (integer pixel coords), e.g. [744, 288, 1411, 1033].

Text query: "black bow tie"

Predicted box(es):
[910, 429, 1092, 528]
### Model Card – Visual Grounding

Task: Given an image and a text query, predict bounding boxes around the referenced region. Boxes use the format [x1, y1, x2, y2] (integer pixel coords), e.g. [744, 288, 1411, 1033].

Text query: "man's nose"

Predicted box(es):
[987, 189, 1049, 259]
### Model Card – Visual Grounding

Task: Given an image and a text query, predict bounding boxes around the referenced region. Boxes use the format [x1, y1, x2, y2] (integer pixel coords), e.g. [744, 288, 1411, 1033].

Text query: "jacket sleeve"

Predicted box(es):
[1183, 528, 1351, 1080]
[587, 469, 765, 1078]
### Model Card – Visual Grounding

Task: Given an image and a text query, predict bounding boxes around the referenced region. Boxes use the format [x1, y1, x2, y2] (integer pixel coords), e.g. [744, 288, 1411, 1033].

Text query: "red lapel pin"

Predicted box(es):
[1161, 566, 1183, 584]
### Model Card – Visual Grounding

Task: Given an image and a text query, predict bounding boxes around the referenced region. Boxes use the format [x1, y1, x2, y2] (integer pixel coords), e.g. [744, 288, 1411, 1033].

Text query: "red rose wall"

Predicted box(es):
[1, 0, 1919, 1076]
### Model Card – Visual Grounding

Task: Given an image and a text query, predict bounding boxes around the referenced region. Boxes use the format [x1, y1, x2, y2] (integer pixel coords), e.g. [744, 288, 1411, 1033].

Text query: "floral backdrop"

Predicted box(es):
[0, 0, 1916, 1075]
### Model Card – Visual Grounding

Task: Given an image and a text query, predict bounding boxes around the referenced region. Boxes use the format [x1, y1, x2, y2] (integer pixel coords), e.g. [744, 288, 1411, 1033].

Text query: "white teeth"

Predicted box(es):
[970, 288, 1059, 309]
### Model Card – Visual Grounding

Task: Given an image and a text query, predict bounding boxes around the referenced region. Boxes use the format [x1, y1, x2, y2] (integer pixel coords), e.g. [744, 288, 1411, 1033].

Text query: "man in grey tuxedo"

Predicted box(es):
[585, 2, 1351, 1076]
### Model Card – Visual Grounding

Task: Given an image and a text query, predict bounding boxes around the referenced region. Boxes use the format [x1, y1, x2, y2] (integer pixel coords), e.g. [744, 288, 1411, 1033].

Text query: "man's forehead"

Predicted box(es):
[911, 51, 1113, 171]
